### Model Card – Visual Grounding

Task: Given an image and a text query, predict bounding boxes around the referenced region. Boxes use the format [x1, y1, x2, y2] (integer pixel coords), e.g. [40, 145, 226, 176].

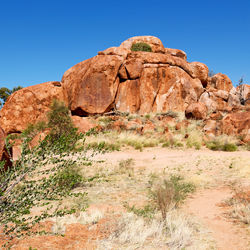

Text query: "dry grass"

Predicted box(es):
[52, 209, 104, 235]
[97, 210, 205, 250]
[225, 187, 250, 226]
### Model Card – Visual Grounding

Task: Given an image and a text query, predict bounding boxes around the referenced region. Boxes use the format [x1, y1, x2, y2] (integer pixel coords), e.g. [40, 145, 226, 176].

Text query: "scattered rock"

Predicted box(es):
[185, 102, 207, 120]
[71, 116, 96, 133]
[221, 111, 250, 142]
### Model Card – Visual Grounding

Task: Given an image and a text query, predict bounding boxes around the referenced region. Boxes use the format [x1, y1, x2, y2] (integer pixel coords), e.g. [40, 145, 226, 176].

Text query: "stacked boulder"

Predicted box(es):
[0, 36, 249, 143]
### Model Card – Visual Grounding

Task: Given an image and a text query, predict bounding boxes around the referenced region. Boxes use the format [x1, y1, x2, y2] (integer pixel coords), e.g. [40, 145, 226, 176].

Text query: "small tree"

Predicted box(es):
[0, 86, 23, 107]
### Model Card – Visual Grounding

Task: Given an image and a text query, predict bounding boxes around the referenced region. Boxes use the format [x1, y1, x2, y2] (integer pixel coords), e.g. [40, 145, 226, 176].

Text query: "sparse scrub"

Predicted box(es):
[157, 110, 179, 119]
[186, 129, 203, 150]
[124, 203, 155, 219]
[225, 188, 250, 225]
[152, 175, 195, 219]
[206, 135, 238, 151]
[52, 209, 104, 235]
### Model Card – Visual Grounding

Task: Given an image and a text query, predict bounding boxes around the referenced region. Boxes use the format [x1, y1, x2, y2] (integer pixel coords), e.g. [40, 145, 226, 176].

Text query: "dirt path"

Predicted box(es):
[185, 187, 250, 250]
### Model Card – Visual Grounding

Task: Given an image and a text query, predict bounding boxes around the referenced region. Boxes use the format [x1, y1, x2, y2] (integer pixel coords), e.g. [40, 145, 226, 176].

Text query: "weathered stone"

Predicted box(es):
[115, 80, 140, 113]
[0, 81, 64, 134]
[124, 58, 143, 79]
[118, 65, 128, 79]
[165, 48, 187, 60]
[221, 111, 250, 142]
[189, 62, 209, 84]
[62, 55, 123, 115]
[152, 66, 199, 113]
[98, 47, 129, 59]
[185, 102, 207, 120]
[228, 87, 241, 108]
[203, 120, 218, 135]
[211, 73, 233, 92]
[71, 116, 96, 133]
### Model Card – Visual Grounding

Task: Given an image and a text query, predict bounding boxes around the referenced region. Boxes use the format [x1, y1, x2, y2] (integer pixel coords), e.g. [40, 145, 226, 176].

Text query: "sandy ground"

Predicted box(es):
[2, 147, 250, 249]
[95, 147, 250, 250]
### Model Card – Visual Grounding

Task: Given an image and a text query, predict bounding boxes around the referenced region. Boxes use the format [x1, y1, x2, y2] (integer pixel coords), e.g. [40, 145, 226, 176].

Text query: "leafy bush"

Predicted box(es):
[131, 42, 152, 52]
[0, 99, 95, 246]
[54, 164, 83, 193]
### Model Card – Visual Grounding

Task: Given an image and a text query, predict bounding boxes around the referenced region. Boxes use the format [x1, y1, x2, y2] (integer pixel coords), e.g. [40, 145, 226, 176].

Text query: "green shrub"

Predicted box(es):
[124, 203, 155, 219]
[47, 99, 75, 140]
[54, 165, 83, 193]
[222, 143, 238, 152]
[206, 137, 238, 152]
[131, 42, 152, 52]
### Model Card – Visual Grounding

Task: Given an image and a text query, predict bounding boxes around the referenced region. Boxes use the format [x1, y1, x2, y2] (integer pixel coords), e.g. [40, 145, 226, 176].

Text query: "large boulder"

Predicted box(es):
[0, 81, 64, 134]
[210, 73, 233, 92]
[62, 55, 123, 115]
[221, 111, 250, 142]
[151, 66, 203, 113]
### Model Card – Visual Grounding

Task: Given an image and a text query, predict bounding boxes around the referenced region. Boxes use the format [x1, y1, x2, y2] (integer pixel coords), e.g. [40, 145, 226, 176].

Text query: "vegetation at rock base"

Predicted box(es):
[0, 86, 22, 107]
[131, 42, 152, 52]
[206, 135, 238, 152]
[0, 99, 98, 247]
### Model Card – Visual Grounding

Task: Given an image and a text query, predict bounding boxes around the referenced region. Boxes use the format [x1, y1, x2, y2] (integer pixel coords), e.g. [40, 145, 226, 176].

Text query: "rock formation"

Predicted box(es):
[0, 35, 249, 142]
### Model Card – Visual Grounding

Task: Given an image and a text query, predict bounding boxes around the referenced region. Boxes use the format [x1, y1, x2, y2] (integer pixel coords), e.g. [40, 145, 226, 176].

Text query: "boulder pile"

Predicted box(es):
[0, 36, 249, 145]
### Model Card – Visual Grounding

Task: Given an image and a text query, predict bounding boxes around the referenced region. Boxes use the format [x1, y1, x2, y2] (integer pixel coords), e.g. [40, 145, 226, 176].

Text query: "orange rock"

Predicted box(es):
[71, 116, 96, 133]
[203, 120, 219, 135]
[189, 62, 209, 85]
[62, 55, 123, 115]
[165, 48, 187, 60]
[211, 73, 233, 92]
[115, 80, 141, 113]
[142, 121, 155, 134]
[221, 111, 250, 141]
[112, 120, 126, 132]
[175, 120, 190, 130]
[210, 111, 223, 120]
[118, 64, 128, 79]
[126, 120, 142, 131]
[98, 47, 129, 59]
[0, 81, 64, 134]
[185, 102, 207, 120]
[124, 58, 143, 79]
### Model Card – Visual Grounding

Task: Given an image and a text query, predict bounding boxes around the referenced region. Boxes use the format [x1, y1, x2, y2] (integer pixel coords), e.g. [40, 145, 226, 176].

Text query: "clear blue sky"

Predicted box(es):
[1, 0, 249, 89]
